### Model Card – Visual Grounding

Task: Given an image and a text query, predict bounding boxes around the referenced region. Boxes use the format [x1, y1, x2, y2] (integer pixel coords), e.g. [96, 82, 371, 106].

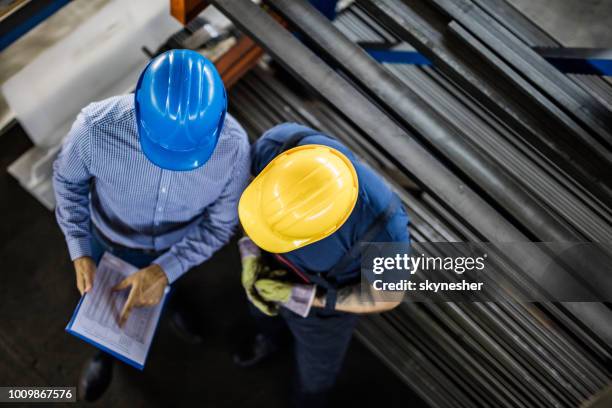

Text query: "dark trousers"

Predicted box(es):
[250, 303, 359, 406]
[90, 226, 164, 268]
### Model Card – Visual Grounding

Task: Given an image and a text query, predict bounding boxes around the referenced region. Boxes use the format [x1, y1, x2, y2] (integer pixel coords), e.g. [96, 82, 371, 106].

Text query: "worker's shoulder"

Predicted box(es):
[80, 95, 135, 128]
[218, 113, 250, 154]
[356, 164, 408, 240]
[356, 161, 394, 212]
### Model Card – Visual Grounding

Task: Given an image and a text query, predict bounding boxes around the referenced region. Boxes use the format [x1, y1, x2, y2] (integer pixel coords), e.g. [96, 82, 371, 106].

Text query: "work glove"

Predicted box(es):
[112, 264, 168, 327]
[239, 237, 279, 316]
[74, 256, 96, 295]
[254, 270, 317, 318]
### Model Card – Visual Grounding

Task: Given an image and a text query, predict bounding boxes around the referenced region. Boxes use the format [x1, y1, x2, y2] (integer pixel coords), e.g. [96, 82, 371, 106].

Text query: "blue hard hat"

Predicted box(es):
[135, 49, 227, 171]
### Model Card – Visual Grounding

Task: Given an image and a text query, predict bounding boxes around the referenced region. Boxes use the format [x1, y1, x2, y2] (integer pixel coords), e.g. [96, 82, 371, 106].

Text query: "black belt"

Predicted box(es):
[91, 224, 164, 255]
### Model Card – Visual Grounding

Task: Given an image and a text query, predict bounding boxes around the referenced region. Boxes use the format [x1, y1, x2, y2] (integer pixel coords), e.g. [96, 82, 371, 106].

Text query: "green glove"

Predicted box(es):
[255, 277, 317, 318]
[241, 257, 279, 316]
[239, 237, 279, 316]
[254, 279, 293, 303]
[240, 256, 260, 293]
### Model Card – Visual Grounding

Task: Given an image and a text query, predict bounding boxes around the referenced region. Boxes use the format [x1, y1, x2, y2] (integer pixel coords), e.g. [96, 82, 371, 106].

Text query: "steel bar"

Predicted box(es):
[533, 47, 612, 76]
[254, 0, 612, 336]
[429, 0, 612, 149]
[468, 0, 612, 123]
[264, 0, 591, 244]
[210, 0, 612, 306]
[219, 2, 612, 406]
[358, 0, 612, 206]
[210, 0, 523, 241]
[229, 64, 611, 408]
[470, 0, 557, 47]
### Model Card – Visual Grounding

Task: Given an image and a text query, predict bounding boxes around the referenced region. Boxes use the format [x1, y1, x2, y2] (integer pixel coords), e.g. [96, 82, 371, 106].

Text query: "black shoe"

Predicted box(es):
[233, 333, 279, 368]
[78, 352, 113, 402]
[169, 308, 204, 344]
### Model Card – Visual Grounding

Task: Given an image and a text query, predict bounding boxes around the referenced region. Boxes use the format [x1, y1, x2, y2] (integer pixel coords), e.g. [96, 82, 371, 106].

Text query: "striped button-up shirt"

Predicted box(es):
[53, 95, 250, 283]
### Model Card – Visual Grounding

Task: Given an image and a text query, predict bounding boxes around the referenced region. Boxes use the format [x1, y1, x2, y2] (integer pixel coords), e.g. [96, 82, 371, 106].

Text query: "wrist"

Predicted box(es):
[282, 284, 317, 318]
[152, 252, 183, 284]
[67, 236, 93, 262]
[73, 256, 94, 266]
[151, 263, 169, 285]
[238, 236, 261, 259]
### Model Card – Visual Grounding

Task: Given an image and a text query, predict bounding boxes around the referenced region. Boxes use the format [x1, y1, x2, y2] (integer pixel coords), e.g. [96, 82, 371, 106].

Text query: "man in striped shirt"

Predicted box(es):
[53, 50, 250, 401]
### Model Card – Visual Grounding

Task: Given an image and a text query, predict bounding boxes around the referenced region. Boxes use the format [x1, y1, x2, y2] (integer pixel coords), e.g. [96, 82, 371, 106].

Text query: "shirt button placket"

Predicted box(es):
[154, 172, 171, 250]
[153, 171, 163, 247]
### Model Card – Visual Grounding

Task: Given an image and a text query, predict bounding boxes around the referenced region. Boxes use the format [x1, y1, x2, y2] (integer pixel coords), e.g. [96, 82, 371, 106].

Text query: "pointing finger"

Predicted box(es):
[118, 287, 137, 327]
[112, 276, 132, 292]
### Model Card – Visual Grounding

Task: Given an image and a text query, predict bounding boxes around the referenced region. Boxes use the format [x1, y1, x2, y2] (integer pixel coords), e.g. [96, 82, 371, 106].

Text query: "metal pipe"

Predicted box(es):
[359, 0, 612, 205]
[229, 63, 611, 407]
[263, 0, 597, 244]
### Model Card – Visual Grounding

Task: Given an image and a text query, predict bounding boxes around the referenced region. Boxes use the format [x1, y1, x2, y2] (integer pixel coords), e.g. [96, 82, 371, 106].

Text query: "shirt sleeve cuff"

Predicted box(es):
[67, 237, 92, 261]
[154, 252, 185, 284]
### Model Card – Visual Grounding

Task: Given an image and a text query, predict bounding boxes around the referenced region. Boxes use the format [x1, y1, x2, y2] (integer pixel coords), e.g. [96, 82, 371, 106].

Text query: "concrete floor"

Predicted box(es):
[0, 127, 425, 406]
[511, 0, 612, 47]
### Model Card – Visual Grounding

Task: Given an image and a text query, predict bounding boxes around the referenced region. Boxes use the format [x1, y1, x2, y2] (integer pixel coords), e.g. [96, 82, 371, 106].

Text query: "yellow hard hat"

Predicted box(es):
[239, 144, 359, 253]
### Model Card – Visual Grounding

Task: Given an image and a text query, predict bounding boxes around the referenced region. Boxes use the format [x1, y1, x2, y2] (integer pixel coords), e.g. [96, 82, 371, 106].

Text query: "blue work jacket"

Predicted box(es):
[250, 123, 410, 289]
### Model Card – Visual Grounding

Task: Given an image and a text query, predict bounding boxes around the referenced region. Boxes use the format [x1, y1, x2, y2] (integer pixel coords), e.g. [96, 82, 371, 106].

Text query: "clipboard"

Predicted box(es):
[66, 252, 168, 370]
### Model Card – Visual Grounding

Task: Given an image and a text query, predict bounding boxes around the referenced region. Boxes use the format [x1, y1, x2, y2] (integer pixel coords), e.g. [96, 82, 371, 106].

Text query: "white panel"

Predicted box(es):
[2, 0, 181, 147]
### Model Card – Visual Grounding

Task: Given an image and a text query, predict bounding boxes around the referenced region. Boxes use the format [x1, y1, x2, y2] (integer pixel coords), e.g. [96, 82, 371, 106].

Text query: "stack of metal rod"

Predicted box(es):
[220, 0, 612, 406]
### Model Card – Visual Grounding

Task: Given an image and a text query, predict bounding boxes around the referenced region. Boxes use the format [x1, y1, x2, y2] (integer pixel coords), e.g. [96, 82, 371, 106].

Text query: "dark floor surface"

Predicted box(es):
[0, 126, 426, 407]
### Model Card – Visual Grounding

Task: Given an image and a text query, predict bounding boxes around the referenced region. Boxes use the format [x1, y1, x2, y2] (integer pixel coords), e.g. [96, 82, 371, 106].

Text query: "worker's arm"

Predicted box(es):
[315, 202, 410, 314]
[152, 130, 251, 283]
[254, 277, 404, 315]
[53, 111, 94, 261]
[312, 284, 403, 314]
[53, 111, 97, 295]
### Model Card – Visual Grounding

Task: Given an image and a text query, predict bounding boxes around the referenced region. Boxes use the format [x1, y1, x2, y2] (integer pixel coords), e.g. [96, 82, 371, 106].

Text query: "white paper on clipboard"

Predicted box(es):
[66, 252, 168, 369]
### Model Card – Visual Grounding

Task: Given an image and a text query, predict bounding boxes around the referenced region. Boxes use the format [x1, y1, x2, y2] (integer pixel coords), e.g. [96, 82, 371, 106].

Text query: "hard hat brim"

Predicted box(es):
[134, 49, 228, 172]
[139, 128, 220, 171]
[238, 176, 308, 253]
[239, 144, 360, 254]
